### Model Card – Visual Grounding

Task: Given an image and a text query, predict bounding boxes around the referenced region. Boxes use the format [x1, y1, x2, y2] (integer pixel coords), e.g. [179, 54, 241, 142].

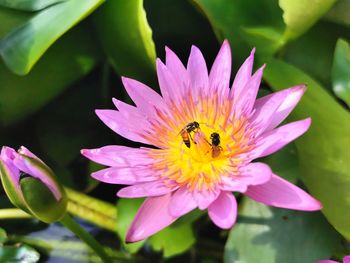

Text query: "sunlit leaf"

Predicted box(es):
[0, 24, 101, 126]
[263, 58, 350, 241]
[279, 0, 336, 41]
[332, 38, 350, 106]
[93, 0, 156, 84]
[0, 0, 103, 75]
[224, 198, 342, 263]
[0, 0, 63, 11]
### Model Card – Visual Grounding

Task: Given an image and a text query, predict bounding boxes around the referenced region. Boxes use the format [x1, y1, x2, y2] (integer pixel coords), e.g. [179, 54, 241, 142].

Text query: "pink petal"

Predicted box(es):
[220, 162, 272, 192]
[165, 46, 189, 96]
[122, 77, 167, 116]
[317, 260, 339, 263]
[126, 193, 177, 242]
[208, 191, 237, 229]
[156, 58, 179, 103]
[169, 186, 197, 217]
[344, 256, 350, 263]
[235, 64, 265, 116]
[91, 167, 156, 184]
[193, 188, 220, 210]
[187, 45, 209, 96]
[95, 109, 150, 145]
[112, 98, 143, 117]
[117, 181, 176, 198]
[81, 146, 153, 167]
[245, 174, 322, 211]
[250, 118, 311, 159]
[13, 151, 62, 200]
[253, 85, 306, 131]
[0, 147, 20, 183]
[209, 40, 231, 96]
[231, 48, 255, 100]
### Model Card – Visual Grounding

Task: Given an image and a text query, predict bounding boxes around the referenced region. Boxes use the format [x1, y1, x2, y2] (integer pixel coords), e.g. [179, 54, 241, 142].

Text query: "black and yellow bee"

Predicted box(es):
[179, 121, 200, 148]
[210, 132, 223, 158]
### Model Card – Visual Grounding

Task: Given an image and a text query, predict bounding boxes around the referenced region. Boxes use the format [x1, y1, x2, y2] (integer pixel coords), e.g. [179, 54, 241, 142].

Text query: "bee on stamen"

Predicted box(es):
[179, 121, 200, 148]
[210, 132, 223, 158]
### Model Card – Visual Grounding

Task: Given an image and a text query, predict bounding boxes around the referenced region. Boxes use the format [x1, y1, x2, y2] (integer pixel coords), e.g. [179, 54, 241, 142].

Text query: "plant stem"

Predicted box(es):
[65, 187, 117, 232]
[0, 208, 31, 219]
[59, 213, 112, 263]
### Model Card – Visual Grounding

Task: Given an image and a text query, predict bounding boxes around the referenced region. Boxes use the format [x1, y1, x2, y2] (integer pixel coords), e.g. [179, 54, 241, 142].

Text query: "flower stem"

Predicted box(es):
[0, 208, 31, 219]
[59, 213, 112, 263]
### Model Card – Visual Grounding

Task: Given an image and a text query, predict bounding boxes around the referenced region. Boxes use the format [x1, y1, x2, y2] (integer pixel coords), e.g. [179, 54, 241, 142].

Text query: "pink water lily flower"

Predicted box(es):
[81, 40, 322, 242]
[318, 255, 350, 263]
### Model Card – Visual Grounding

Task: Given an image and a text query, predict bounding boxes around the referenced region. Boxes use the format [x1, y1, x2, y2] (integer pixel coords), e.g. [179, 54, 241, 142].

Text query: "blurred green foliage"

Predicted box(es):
[0, 0, 349, 262]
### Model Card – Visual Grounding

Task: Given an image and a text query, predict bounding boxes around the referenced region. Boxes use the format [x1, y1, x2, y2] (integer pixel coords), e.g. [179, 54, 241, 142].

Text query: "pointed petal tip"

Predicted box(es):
[251, 47, 256, 55]
[125, 229, 144, 243]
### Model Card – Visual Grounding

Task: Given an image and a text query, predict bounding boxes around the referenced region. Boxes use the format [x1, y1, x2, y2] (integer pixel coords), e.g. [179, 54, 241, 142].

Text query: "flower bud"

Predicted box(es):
[0, 146, 67, 223]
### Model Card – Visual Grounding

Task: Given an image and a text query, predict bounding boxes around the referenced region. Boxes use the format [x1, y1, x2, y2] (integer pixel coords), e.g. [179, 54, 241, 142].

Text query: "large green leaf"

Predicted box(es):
[332, 38, 350, 107]
[263, 58, 350, 241]
[0, 0, 63, 11]
[193, 0, 284, 62]
[0, 24, 101, 126]
[0, 0, 103, 75]
[224, 198, 342, 263]
[279, 0, 337, 41]
[193, 0, 336, 63]
[93, 0, 156, 84]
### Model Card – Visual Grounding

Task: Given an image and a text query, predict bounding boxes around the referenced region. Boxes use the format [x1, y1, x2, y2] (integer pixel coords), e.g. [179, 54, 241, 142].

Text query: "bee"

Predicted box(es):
[179, 121, 200, 148]
[210, 132, 223, 158]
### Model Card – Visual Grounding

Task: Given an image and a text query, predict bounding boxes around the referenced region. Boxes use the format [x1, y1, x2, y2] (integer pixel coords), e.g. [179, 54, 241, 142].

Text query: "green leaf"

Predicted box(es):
[93, 0, 156, 84]
[0, 0, 63, 11]
[332, 38, 350, 106]
[149, 222, 196, 258]
[263, 58, 350, 241]
[193, 0, 284, 61]
[0, 228, 6, 244]
[224, 198, 342, 263]
[0, 7, 32, 38]
[282, 21, 350, 89]
[0, 0, 103, 75]
[116, 198, 145, 253]
[279, 0, 337, 41]
[261, 143, 299, 184]
[0, 244, 40, 263]
[0, 24, 101, 125]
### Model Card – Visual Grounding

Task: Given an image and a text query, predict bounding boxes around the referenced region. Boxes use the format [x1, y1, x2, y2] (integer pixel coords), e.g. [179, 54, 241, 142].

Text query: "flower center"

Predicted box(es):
[144, 92, 255, 191]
